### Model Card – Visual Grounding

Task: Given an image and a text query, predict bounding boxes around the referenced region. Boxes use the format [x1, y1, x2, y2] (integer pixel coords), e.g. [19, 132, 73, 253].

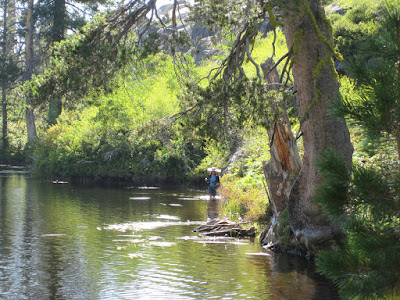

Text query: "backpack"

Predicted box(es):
[209, 174, 217, 188]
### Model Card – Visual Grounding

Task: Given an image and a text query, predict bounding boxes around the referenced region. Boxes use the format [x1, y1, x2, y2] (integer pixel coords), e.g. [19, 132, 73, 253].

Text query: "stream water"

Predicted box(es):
[0, 170, 339, 299]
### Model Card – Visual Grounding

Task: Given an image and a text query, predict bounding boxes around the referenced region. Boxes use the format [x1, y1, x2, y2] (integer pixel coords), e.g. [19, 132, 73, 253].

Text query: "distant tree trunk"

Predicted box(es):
[24, 0, 37, 142]
[280, 0, 353, 253]
[1, 0, 9, 149]
[48, 0, 66, 126]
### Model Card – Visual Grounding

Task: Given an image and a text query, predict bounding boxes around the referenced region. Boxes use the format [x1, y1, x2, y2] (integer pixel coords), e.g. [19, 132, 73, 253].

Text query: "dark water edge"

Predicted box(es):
[266, 253, 340, 300]
[33, 172, 205, 190]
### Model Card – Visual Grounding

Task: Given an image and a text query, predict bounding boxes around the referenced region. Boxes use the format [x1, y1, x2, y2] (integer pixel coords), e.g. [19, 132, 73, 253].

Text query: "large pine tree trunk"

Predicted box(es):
[280, 0, 353, 253]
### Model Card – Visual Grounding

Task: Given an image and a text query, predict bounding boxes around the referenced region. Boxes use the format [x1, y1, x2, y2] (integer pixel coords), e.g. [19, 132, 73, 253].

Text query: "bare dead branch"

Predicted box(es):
[245, 36, 262, 82]
[154, 6, 167, 27]
[172, 0, 178, 31]
[264, 50, 291, 79]
[166, 104, 198, 120]
[279, 50, 292, 84]
[272, 29, 276, 57]
[211, 25, 248, 81]
[138, 10, 154, 40]
[284, 64, 293, 86]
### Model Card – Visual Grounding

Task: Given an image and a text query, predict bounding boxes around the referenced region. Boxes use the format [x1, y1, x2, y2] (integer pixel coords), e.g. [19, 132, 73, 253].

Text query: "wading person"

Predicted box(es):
[205, 167, 220, 200]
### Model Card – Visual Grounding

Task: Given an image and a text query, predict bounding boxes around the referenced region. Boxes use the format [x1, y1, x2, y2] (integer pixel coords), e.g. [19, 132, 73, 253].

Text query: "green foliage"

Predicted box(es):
[180, 78, 260, 142]
[338, 57, 398, 136]
[180, 76, 296, 144]
[216, 127, 270, 222]
[276, 208, 290, 247]
[220, 173, 269, 222]
[35, 108, 204, 183]
[315, 149, 350, 221]
[34, 0, 111, 44]
[0, 55, 21, 88]
[317, 6, 400, 294]
[315, 149, 400, 299]
[20, 5, 161, 112]
[243, 29, 288, 78]
[33, 53, 205, 183]
[337, 76, 398, 173]
[190, 0, 264, 30]
[179, 14, 295, 156]
[332, 1, 400, 166]
[21, 16, 122, 107]
[328, 0, 382, 60]
[196, 138, 230, 172]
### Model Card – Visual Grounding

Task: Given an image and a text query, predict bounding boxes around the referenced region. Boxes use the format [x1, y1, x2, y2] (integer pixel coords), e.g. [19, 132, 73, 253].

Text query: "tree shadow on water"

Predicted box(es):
[268, 253, 340, 300]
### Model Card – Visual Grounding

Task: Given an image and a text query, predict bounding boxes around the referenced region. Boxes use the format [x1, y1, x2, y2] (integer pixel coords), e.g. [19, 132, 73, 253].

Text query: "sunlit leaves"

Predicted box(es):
[33, 52, 204, 183]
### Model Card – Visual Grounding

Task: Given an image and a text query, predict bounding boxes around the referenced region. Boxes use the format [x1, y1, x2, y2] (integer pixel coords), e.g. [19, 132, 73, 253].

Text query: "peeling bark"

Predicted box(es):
[263, 121, 302, 215]
[260, 58, 302, 246]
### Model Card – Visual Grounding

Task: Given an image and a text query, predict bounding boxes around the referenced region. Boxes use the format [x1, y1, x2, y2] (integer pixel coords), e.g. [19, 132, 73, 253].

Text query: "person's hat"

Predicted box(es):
[207, 167, 221, 174]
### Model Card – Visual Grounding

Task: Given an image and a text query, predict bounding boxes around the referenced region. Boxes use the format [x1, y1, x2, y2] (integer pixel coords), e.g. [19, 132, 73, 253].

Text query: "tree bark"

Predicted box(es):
[259, 58, 302, 246]
[1, 0, 9, 149]
[1, 0, 18, 149]
[281, 0, 353, 252]
[24, 0, 37, 143]
[261, 59, 302, 212]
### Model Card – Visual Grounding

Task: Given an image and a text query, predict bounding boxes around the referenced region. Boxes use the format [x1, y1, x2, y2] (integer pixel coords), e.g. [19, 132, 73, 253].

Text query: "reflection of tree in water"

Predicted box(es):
[207, 200, 220, 221]
[268, 254, 340, 300]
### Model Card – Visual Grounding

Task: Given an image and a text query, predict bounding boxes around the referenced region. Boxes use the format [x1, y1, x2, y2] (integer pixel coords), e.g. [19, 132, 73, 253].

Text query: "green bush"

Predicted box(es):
[206, 127, 270, 222]
[220, 173, 269, 222]
[33, 53, 205, 184]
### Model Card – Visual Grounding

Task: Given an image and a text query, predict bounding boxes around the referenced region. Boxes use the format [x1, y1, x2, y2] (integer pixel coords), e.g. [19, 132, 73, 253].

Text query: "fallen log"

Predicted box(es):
[193, 219, 256, 237]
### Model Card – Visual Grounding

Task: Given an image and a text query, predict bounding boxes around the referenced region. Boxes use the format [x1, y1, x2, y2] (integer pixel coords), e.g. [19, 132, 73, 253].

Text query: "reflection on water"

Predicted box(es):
[0, 172, 339, 299]
[206, 199, 220, 221]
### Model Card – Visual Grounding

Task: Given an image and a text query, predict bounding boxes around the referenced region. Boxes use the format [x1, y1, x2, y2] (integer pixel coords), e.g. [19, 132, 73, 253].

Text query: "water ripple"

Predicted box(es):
[99, 220, 203, 232]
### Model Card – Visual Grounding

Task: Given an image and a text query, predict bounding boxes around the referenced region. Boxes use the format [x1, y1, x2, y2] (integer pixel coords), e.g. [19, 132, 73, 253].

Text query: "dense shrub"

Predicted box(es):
[209, 127, 270, 222]
[33, 54, 206, 184]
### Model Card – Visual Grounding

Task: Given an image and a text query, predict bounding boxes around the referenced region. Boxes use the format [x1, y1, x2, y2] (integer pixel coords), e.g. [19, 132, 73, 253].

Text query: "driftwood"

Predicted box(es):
[193, 219, 256, 237]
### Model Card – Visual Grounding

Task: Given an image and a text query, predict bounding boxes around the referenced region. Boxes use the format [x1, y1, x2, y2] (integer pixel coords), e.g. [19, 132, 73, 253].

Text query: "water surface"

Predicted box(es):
[0, 172, 339, 299]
